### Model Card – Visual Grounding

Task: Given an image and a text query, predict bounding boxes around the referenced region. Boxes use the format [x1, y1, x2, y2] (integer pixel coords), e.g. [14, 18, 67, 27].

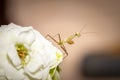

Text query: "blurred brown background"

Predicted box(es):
[0, 0, 120, 80]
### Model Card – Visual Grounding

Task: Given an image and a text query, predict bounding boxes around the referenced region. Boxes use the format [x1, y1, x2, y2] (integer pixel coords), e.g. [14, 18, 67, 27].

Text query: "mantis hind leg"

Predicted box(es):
[46, 34, 68, 59]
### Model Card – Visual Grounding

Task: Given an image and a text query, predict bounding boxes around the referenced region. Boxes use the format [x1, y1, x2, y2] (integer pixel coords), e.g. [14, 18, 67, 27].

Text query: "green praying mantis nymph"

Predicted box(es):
[46, 32, 80, 58]
[46, 25, 96, 58]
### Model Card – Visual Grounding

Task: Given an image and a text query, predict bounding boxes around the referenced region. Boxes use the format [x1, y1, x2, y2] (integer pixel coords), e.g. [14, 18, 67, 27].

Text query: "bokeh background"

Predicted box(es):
[0, 0, 120, 80]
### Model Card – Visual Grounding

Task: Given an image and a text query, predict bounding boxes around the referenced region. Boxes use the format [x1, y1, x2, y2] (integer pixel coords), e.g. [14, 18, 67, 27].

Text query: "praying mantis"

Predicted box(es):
[46, 32, 80, 58]
[46, 25, 95, 58]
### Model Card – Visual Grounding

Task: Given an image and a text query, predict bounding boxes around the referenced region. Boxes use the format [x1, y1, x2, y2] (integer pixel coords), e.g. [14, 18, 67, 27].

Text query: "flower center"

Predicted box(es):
[15, 44, 28, 66]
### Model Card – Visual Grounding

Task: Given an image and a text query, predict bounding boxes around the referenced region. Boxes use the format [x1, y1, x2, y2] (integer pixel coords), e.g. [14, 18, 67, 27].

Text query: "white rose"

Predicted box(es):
[0, 23, 63, 80]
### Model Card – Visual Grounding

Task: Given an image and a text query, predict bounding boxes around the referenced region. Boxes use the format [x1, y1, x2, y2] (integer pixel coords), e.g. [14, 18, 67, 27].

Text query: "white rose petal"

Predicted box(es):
[18, 28, 35, 45]
[25, 52, 43, 73]
[7, 44, 22, 69]
[0, 69, 5, 76]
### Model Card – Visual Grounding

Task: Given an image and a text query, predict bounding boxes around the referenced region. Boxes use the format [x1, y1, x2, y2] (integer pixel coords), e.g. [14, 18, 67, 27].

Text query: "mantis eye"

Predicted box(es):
[75, 32, 81, 37]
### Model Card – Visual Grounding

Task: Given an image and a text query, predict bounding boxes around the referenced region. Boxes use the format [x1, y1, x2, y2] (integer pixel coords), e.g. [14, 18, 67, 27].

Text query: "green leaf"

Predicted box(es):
[52, 70, 60, 80]
[49, 66, 61, 80]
